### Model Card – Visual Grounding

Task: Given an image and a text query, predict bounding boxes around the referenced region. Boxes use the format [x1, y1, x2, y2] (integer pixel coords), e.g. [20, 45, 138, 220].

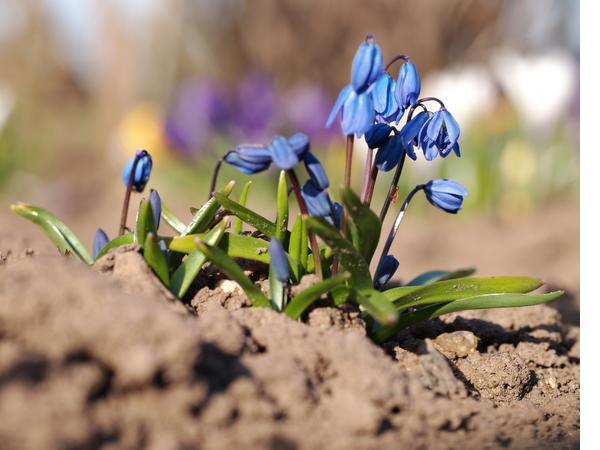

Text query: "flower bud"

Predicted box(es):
[269, 237, 290, 283]
[351, 36, 384, 93]
[93, 228, 109, 259]
[149, 189, 161, 230]
[374, 255, 399, 289]
[372, 73, 399, 120]
[122, 150, 153, 192]
[365, 123, 393, 149]
[424, 179, 468, 214]
[394, 59, 421, 110]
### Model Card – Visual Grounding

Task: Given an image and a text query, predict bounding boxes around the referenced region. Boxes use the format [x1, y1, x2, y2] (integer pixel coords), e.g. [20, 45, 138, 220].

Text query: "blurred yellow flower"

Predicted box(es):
[500, 139, 537, 185]
[116, 102, 166, 160]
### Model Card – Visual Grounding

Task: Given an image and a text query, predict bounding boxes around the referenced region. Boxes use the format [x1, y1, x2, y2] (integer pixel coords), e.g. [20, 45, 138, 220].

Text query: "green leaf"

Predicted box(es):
[284, 273, 351, 320]
[356, 289, 398, 325]
[134, 198, 157, 247]
[371, 291, 564, 343]
[289, 216, 306, 277]
[407, 268, 476, 286]
[161, 201, 186, 234]
[269, 267, 285, 311]
[170, 233, 270, 264]
[195, 240, 270, 308]
[384, 276, 544, 311]
[10, 203, 93, 265]
[182, 181, 235, 236]
[169, 222, 226, 298]
[276, 170, 289, 241]
[305, 217, 372, 290]
[341, 187, 381, 262]
[143, 233, 170, 286]
[233, 181, 252, 235]
[214, 192, 277, 237]
[94, 234, 134, 260]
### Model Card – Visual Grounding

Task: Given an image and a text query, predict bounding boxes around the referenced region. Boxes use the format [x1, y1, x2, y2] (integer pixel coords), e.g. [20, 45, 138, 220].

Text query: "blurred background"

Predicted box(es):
[0, 0, 580, 311]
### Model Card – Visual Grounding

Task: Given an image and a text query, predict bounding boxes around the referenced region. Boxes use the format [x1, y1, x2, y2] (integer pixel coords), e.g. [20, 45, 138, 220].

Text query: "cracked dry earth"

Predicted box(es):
[0, 245, 579, 450]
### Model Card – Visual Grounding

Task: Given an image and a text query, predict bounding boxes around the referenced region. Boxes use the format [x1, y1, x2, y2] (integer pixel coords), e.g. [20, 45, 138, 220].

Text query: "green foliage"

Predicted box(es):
[341, 187, 381, 262]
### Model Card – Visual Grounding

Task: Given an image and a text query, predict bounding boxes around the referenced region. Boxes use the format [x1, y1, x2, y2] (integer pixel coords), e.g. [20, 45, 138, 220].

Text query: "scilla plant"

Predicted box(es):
[11, 35, 562, 344]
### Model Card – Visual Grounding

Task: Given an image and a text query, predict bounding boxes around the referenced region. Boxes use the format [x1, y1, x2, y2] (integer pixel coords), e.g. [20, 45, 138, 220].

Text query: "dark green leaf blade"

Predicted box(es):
[10, 203, 93, 265]
[305, 216, 372, 290]
[195, 240, 270, 308]
[161, 201, 186, 234]
[284, 273, 351, 320]
[276, 170, 289, 241]
[407, 268, 476, 286]
[134, 198, 157, 247]
[143, 233, 170, 285]
[356, 289, 398, 325]
[214, 192, 277, 237]
[170, 233, 271, 264]
[94, 234, 134, 260]
[233, 181, 252, 235]
[372, 291, 563, 343]
[341, 187, 381, 262]
[289, 216, 306, 278]
[182, 181, 235, 236]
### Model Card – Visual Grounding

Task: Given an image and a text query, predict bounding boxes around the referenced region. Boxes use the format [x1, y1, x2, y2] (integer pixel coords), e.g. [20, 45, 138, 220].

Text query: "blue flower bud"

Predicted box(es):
[269, 237, 290, 283]
[375, 134, 404, 172]
[341, 90, 375, 136]
[418, 109, 461, 160]
[365, 123, 393, 149]
[424, 179, 468, 214]
[269, 135, 300, 170]
[351, 36, 383, 93]
[122, 150, 152, 192]
[303, 152, 330, 190]
[287, 132, 310, 158]
[93, 228, 109, 259]
[301, 179, 333, 218]
[331, 201, 343, 230]
[149, 189, 161, 230]
[374, 255, 399, 289]
[394, 59, 421, 112]
[372, 73, 399, 120]
[224, 145, 272, 174]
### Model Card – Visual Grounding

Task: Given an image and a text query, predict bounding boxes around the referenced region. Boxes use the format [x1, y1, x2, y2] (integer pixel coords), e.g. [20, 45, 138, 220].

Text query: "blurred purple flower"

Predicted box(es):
[234, 72, 278, 141]
[165, 79, 230, 155]
[283, 84, 336, 141]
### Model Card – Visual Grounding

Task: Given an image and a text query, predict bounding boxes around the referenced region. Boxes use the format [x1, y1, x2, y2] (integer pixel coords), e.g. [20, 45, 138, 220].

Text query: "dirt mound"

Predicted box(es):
[0, 248, 579, 450]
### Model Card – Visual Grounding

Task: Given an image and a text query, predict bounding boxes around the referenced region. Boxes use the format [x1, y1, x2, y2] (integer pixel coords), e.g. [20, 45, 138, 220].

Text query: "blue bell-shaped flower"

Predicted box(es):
[424, 179, 468, 214]
[269, 237, 290, 283]
[398, 111, 430, 161]
[418, 109, 461, 161]
[351, 35, 384, 94]
[92, 228, 109, 259]
[122, 150, 153, 192]
[375, 134, 405, 172]
[371, 73, 399, 121]
[365, 123, 393, 149]
[374, 255, 399, 289]
[394, 59, 421, 113]
[224, 145, 272, 174]
[301, 179, 333, 218]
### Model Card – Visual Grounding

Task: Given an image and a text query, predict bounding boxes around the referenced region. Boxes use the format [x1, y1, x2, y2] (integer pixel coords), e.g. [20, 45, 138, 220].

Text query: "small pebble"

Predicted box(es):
[217, 279, 242, 294]
[434, 331, 478, 358]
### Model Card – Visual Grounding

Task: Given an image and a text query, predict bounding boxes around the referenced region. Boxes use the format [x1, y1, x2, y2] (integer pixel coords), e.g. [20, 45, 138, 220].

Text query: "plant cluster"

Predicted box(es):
[11, 35, 562, 344]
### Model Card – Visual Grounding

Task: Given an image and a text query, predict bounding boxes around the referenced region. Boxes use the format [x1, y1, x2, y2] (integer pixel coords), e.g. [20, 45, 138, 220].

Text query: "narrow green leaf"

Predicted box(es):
[371, 291, 564, 343]
[289, 216, 306, 277]
[284, 273, 351, 320]
[385, 276, 544, 311]
[305, 217, 372, 290]
[233, 181, 252, 235]
[182, 181, 235, 236]
[161, 201, 186, 234]
[134, 198, 157, 247]
[94, 234, 134, 260]
[214, 192, 277, 237]
[269, 267, 285, 311]
[195, 240, 270, 308]
[143, 233, 170, 286]
[341, 187, 381, 262]
[169, 222, 226, 298]
[276, 171, 289, 241]
[356, 289, 398, 325]
[10, 203, 93, 265]
[300, 216, 309, 270]
[407, 268, 476, 286]
[331, 285, 353, 306]
[170, 233, 270, 263]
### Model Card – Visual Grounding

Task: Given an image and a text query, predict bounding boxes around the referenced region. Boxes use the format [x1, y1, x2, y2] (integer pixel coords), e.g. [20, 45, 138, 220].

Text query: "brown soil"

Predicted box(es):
[0, 230, 579, 450]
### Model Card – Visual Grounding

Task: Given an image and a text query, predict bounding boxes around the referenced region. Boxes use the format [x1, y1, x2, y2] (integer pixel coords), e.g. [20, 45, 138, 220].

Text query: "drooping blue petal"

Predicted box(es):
[269, 135, 299, 170]
[372, 73, 399, 120]
[301, 180, 332, 218]
[234, 145, 272, 163]
[326, 84, 353, 128]
[269, 237, 290, 283]
[374, 255, 399, 289]
[365, 123, 392, 149]
[341, 91, 375, 136]
[427, 179, 469, 196]
[287, 132, 310, 157]
[425, 111, 445, 141]
[122, 150, 152, 192]
[394, 59, 421, 109]
[375, 134, 404, 172]
[149, 189, 161, 230]
[440, 109, 460, 144]
[224, 149, 271, 174]
[399, 111, 429, 161]
[452, 142, 461, 157]
[303, 152, 330, 190]
[93, 228, 109, 259]
[351, 38, 383, 93]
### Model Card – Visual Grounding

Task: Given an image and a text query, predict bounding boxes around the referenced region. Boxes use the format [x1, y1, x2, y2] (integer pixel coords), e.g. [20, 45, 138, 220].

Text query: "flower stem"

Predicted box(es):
[384, 54, 407, 73]
[287, 169, 323, 280]
[342, 134, 354, 238]
[360, 147, 373, 202]
[208, 156, 225, 200]
[378, 152, 406, 222]
[363, 164, 379, 207]
[417, 96, 445, 109]
[118, 151, 143, 236]
[378, 184, 424, 264]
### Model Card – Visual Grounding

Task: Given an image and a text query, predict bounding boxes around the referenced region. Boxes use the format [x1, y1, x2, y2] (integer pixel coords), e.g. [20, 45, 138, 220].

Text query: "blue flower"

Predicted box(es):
[269, 237, 290, 283]
[301, 180, 332, 218]
[93, 228, 109, 259]
[371, 73, 399, 121]
[365, 123, 393, 149]
[122, 150, 152, 192]
[374, 255, 399, 289]
[351, 35, 383, 94]
[418, 109, 461, 161]
[269, 135, 300, 170]
[224, 145, 272, 174]
[424, 179, 468, 214]
[303, 152, 330, 190]
[149, 189, 161, 230]
[394, 59, 421, 113]
[340, 90, 376, 136]
[398, 111, 430, 161]
[375, 134, 404, 172]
